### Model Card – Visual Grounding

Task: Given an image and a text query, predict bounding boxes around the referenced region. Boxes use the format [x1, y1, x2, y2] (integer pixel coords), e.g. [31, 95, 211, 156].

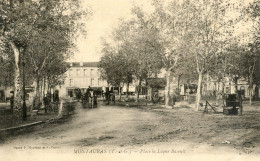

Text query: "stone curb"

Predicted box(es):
[0, 121, 45, 133]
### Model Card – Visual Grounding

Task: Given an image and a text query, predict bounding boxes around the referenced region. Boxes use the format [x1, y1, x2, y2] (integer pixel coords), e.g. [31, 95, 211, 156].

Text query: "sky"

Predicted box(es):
[72, 0, 150, 62]
[72, 0, 254, 63]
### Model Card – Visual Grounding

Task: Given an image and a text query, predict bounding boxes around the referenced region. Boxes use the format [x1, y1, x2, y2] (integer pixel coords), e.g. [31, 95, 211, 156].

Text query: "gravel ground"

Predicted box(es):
[0, 101, 259, 161]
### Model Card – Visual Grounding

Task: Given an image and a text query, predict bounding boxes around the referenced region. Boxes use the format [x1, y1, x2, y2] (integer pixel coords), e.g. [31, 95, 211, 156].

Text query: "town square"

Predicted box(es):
[0, 0, 259, 161]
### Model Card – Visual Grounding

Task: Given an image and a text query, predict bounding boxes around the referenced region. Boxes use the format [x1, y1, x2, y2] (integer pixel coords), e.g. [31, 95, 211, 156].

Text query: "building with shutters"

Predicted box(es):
[58, 62, 108, 98]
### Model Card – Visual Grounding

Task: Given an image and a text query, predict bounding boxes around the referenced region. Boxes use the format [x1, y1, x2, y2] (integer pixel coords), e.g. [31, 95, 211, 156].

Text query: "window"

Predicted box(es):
[84, 69, 87, 76]
[90, 69, 94, 77]
[69, 79, 73, 86]
[98, 78, 100, 86]
[68, 89, 73, 97]
[91, 78, 94, 86]
[69, 69, 73, 76]
[76, 69, 80, 76]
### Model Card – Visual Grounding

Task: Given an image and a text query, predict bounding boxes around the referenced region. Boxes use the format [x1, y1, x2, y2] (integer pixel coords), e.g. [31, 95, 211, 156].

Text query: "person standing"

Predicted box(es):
[89, 90, 94, 108]
[105, 91, 110, 105]
[43, 94, 49, 113]
[93, 91, 97, 107]
[111, 93, 115, 104]
[85, 91, 89, 104]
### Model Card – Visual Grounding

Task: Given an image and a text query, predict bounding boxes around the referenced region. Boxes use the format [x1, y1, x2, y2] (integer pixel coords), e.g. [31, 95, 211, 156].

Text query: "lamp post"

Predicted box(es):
[22, 47, 27, 121]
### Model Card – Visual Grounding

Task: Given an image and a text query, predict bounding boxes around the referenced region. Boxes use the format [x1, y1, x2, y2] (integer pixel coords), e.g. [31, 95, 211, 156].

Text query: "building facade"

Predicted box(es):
[57, 62, 259, 100]
[58, 62, 108, 98]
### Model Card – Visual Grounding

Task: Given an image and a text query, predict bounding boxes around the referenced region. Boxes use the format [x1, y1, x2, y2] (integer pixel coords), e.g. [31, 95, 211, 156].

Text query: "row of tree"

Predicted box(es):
[100, 0, 259, 110]
[0, 0, 89, 119]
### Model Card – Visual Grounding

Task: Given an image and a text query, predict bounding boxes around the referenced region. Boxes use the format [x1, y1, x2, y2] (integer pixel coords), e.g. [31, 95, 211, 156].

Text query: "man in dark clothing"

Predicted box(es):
[53, 90, 59, 102]
[85, 91, 89, 103]
[111, 93, 115, 104]
[87, 86, 92, 93]
[43, 94, 49, 113]
[93, 91, 97, 107]
[10, 91, 14, 111]
[104, 91, 109, 105]
[81, 91, 85, 104]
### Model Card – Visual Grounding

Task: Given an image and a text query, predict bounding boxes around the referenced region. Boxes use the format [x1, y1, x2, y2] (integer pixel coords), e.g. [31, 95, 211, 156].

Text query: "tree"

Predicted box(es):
[183, 0, 237, 111]
[100, 20, 138, 99]
[0, 0, 89, 118]
[245, 0, 259, 46]
[0, 0, 27, 117]
[0, 40, 14, 88]
[100, 43, 136, 99]
[99, 42, 126, 98]
[45, 59, 70, 91]
[174, 53, 197, 89]
[244, 0, 260, 104]
[100, 9, 164, 102]
[25, 19, 72, 109]
[127, 6, 164, 102]
[148, 0, 192, 107]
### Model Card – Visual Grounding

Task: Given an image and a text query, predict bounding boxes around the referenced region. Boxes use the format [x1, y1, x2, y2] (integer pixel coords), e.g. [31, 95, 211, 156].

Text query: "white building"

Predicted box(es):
[58, 62, 108, 98]
[57, 62, 259, 99]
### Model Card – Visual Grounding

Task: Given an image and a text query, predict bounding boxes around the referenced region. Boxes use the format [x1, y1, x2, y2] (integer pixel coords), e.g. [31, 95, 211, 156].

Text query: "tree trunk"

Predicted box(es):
[136, 78, 142, 102]
[10, 42, 22, 118]
[222, 79, 225, 104]
[249, 86, 252, 105]
[119, 85, 122, 100]
[50, 87, 53, 102]
[46, 77, 50, 94]
[165, 69, 172, 108]
[177, 75, 180, 91]
[145, 79, 148, 106]
[248, 56, 256, 105]
[234, 78, 238, 93]
[222, 78, 225, 93]
[217, 80, 220, 92]
[249, 75, 253, 105]
[126, 82, 129, 99]
[43, 76, 46, 96]
[33, 74, 41, 110]
[195, 72, 203, 111]
[40, 79, 44, 102]
[57, 100, 64, 118]
[4, 86, 7, 103]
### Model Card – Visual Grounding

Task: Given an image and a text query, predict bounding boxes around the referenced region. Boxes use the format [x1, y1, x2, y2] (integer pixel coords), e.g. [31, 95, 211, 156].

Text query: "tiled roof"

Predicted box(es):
[72, 62, 80, 67]
[69, 62, 99, 67]
[83, 62, 99, 67]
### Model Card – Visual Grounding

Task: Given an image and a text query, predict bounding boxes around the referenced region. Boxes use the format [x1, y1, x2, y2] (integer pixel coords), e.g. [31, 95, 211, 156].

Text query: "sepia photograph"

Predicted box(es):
[0, 0, 259, 161]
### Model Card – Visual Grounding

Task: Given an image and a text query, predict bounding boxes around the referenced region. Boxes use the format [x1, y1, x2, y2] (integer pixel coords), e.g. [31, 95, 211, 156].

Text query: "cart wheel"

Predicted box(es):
[223, 109, 229, 115]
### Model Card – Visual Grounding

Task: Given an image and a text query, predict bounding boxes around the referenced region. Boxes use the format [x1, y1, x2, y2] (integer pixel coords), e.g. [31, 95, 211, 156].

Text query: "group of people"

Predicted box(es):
[78, 87, 117, 107]
[81, 87, 98, 108]
[104, 91, 115, 105]
[43, 92, 59, 113]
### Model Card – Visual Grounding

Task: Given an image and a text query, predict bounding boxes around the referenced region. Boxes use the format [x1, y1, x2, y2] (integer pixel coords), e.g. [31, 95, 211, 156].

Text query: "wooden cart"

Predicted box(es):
[223, 94, 242, 115]
[203, 94, 243, 115]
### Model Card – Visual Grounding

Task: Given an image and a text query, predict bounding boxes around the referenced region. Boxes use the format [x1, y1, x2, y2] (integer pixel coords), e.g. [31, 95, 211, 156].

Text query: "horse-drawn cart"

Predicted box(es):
[203, 94, 243, 115]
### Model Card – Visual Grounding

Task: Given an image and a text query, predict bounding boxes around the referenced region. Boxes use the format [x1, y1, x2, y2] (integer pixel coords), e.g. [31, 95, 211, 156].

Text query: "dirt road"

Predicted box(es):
[1, 102, 259, 160]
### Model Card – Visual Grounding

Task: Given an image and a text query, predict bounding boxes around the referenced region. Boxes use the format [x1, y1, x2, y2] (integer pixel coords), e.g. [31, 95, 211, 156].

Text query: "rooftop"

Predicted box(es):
[69, 62, 99, 67]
